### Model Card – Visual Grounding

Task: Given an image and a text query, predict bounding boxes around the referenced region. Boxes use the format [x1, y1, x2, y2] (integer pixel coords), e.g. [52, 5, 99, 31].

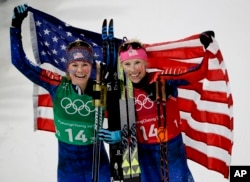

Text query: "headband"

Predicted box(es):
[119, 46, 148, 63]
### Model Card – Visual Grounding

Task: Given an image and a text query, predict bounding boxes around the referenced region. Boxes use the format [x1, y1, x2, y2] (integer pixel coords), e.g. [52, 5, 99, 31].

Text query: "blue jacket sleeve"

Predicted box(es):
[10, 27, 61, 98]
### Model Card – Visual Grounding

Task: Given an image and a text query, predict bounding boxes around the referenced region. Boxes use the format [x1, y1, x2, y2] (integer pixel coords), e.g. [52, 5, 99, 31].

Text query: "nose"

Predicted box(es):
[129, 64, 136, 72]
[76, 65, 83, 72]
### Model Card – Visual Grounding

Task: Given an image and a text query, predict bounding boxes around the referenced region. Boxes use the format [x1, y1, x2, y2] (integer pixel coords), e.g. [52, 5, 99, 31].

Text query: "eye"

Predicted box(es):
[135, 60, 141, 65]
[82, 62, 89, 67]
[123, 62, 131, 66]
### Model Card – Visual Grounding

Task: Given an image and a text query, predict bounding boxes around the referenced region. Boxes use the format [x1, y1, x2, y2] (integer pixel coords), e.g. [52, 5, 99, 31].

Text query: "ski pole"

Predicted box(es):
[92, 61, 106, 182]
[156, 76, 169, 182]
[161, 78, 169, 182]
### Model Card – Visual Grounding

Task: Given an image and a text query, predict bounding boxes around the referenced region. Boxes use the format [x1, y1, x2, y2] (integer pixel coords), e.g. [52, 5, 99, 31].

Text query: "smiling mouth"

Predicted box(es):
[130, 73, 140, 78]
[75, 75, 86, 78]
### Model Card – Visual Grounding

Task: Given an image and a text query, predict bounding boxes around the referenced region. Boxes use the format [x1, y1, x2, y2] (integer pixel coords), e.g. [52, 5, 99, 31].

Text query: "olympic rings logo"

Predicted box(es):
[135, 94, 154, 111]
[60, 97, 95, 116]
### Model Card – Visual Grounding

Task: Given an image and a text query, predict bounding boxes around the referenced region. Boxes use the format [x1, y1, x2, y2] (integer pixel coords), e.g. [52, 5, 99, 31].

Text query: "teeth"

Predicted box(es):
[131, 73, 139, 77]
[76, 75, 85, 78]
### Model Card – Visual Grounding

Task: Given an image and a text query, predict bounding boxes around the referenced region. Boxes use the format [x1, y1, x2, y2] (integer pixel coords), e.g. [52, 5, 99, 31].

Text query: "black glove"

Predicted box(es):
[145, 81, 177, 101]
[145, 82, 156, 101]
[11, 4, 28, 28]
[165, 81, 177, 98]
[165, 79, 189, 98]
[145, 81, 174, 100]
[200, 31, 215, 49]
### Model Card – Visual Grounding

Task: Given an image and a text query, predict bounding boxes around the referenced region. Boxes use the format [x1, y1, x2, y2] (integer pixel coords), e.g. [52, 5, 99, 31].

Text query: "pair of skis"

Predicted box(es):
[92, 19, 123, 182]
[102, 19, 124, 181]
[118, 60, 141, 182]
[93, 18, 169, 182]
[100, 19, 141, 181]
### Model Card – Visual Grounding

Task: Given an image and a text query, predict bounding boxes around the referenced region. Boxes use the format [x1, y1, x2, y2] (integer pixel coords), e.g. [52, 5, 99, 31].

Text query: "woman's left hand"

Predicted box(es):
[98, 129, 121, 144]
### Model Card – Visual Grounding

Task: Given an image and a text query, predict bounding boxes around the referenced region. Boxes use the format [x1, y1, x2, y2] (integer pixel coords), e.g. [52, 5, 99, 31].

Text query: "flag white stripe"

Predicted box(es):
[202, 79, 230, 93]
[183, 135, 231, 165]
[36, 85, 49, 95]
[206, 38, 220, 55]
[209, 58, 226, 73]
[37, 106, 54, 120]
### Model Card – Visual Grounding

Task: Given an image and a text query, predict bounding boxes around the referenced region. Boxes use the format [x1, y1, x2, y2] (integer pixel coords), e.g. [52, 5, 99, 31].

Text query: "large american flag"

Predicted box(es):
[145, 35, 233, 179]
[28, 6, 233, 179]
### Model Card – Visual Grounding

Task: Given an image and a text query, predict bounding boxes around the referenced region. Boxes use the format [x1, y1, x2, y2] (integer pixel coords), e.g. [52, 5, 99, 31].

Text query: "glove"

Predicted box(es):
[98, 129, 121, 144]
[12, 4, 28, 28]
[165, 80, 177, 98]
[145, 82, 156, 101]
[200, 31, 215, 49]
[145, 81, 176, 100]
[166, 79, 189, 98]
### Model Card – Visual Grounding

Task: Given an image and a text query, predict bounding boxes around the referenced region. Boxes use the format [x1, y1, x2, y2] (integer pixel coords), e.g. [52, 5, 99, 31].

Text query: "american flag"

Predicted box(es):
[145, 35, 233, 179]
[28, 6, 233, 179]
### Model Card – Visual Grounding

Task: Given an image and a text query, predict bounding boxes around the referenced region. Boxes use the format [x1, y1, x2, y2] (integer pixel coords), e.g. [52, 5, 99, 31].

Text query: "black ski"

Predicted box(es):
[118, 59, 141, 182]
[102, 19, 124, 181]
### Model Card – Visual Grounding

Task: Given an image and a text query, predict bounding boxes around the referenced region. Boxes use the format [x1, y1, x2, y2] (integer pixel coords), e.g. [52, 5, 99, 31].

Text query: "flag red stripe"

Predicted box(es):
[228, 94, 233, 107]
[147, 47, 204, 60]
[186, 146, 229, 178]
[206, 69, 227, 81]
[40, 69, 62, 86]
[147, 58, 200, 71]
[38, 94, 53, 107]
[36, 117, 55, 132]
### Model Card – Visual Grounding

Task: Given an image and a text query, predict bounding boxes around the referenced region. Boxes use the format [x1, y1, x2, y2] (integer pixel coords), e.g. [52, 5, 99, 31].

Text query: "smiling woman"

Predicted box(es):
[119, 41, 148, 84]
[118, 39, 195, 182]
[10, 4, 110, 182]
[65, 41, 94, 93]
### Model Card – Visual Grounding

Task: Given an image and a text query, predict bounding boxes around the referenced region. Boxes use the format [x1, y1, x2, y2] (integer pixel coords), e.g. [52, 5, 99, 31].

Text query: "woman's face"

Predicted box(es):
[67, 61, 92, 86]
[121, 59, 147, 83]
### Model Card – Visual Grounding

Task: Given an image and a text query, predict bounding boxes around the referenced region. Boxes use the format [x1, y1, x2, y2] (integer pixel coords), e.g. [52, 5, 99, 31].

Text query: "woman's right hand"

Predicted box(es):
[11, 4, 28, 28]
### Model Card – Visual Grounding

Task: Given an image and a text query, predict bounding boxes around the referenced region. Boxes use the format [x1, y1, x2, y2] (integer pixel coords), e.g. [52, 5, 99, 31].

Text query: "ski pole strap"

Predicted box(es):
[93, 61, 107, 107]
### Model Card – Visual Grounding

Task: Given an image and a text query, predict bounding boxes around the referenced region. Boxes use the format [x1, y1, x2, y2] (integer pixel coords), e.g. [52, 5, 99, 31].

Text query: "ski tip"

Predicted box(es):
[109, 19, 113, 25]
[102, 19, 107, 25]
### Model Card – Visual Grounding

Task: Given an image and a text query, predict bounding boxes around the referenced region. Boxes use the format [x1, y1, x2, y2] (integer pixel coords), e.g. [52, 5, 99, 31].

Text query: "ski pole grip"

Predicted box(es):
[161, 79, 166, 102]
[93, 61, 107, 106]
[156, 77, 160, 101]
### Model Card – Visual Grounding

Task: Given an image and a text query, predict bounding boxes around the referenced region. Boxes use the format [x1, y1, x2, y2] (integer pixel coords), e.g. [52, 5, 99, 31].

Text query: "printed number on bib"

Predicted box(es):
[140, 124, 157, 141]
[65, 128, 87, 143]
